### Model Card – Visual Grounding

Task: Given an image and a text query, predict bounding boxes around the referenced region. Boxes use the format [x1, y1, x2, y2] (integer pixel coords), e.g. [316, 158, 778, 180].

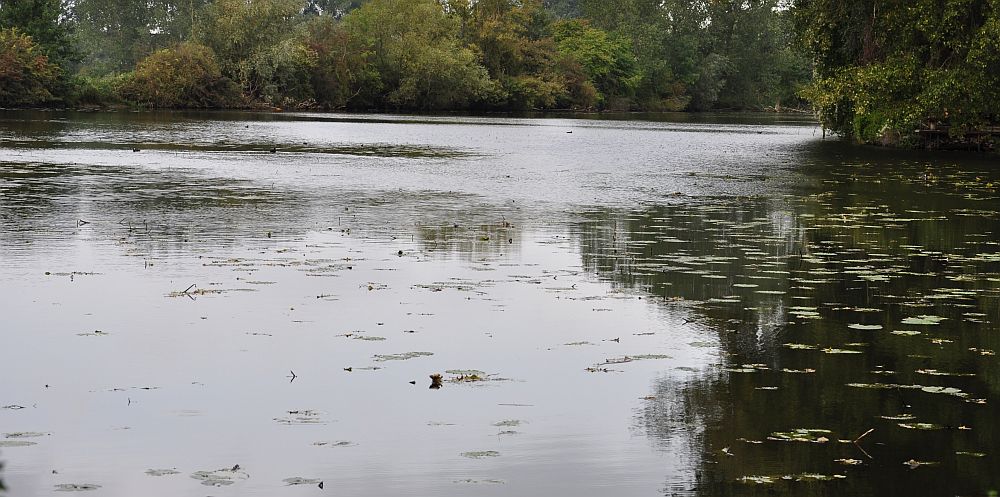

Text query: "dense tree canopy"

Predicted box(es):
[794, 0, 1000, 145]
[0, 0, 813, 112]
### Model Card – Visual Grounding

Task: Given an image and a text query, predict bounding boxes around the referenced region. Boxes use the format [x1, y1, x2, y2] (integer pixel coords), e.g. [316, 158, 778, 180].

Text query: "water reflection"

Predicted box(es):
[2, 110, 998, 496]
[577, 142, 1000, 496]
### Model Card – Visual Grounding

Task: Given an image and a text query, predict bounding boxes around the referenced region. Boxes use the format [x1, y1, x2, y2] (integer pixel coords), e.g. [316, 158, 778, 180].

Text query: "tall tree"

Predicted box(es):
[0, 0, 75, 67]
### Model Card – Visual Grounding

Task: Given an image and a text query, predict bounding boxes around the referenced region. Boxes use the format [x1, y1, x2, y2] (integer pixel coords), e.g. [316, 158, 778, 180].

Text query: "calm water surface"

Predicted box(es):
[1, 110, 998, 496]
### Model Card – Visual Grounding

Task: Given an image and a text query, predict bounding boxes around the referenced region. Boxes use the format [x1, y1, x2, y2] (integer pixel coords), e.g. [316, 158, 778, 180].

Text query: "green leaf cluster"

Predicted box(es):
[794, 0, 1000, 144]
[0, 27, 61, 106]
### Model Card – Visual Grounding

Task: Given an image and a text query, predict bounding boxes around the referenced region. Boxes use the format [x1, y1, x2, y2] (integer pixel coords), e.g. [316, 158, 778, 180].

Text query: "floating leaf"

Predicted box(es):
[374, 352, 434, 362]
[738, 476, 776, 484]
[145, 469, 180, 477]
[461, 451, 500, 459]
[898, 423, 944, 430]
[848, 324, 883, 330]
[768, 429, 831, 443]
[956, 451, 986, 458]
[901, 315, 947, 326]
[283, 477, 322, 486]
[54, 484, 101, 492]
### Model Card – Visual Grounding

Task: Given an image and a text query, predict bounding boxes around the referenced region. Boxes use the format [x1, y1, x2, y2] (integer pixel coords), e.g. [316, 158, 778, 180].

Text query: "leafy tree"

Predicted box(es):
[119, 42, 236, 107]
[0, 0, 76, 67]
[543, 0, 581, 19]
[794, 0, 1000, 144]
[302, 15, 377, 109]
[692, 0, 810, 110]
[0, 27, 61, 106]
[444, 0, 590, 109]
[72, 0, 163, 73]
[342, 0, 496, 110]
[304, 0, 363, 17]
[580, 0, 699, 110]
[196, 0, 311, 103]
[552, 19, 639, 107]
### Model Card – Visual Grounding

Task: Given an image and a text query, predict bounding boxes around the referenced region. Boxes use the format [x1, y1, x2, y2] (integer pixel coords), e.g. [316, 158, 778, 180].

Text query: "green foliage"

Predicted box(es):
[0, 0, 811, 112]
[66, 73, 128, 107]
[302, 16, 375, 109]
[343, 0, 496, 110]
[196, 0, 306, 103]
[0, 27, 61, 106]
[795, 0, 1000, 144]
[0, 0, 76, 67]
[119, 42, 236, 108]
[552, 19, 639, 107]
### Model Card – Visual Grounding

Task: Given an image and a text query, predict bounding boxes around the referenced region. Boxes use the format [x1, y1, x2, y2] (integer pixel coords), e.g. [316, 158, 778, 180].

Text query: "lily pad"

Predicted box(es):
[737, 475, 776, 484]
[54, 484, 101, 492]
[901, 315, 947, 326]
[461, 451, 500, 459]
[374, 351, 434, 362]
[768, 429, 831, 443]
[191, 466, 249, 487]
[274, 410, 325, 424]
[313, 440, 356, 447]
[283, 477, 322, 486]
[145, 469, 180, 476]
[0, 440, 36, 447]
[492, 420, 523, 427]
[848, 324, 883, 330]
[898, 423, 944, 430]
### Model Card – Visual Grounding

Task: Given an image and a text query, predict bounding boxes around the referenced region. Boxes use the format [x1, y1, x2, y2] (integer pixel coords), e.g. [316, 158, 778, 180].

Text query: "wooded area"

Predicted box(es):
[0, 0, 809, 112]
[3, 0, 998, 148]
[793, 0, 1000, 146]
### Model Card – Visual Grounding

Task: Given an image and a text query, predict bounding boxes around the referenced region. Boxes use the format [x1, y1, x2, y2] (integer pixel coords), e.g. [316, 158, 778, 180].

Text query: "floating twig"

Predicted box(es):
[853, 428, 875, 443]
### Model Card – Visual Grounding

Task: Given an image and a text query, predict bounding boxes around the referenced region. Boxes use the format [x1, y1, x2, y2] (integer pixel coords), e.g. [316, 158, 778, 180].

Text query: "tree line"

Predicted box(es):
[1, 0, 810, 112]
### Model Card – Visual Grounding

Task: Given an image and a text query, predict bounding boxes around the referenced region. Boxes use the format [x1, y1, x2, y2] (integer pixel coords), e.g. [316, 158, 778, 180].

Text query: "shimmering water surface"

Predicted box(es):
[1, 110, 999, 497]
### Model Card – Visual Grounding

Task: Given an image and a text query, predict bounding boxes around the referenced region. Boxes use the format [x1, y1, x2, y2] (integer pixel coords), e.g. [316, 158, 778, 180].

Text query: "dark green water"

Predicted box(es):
[0, 110, 998, 496]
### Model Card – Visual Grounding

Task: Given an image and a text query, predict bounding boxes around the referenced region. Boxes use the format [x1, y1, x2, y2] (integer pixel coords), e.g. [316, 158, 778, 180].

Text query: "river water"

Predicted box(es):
[1, 110, 998, 496]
